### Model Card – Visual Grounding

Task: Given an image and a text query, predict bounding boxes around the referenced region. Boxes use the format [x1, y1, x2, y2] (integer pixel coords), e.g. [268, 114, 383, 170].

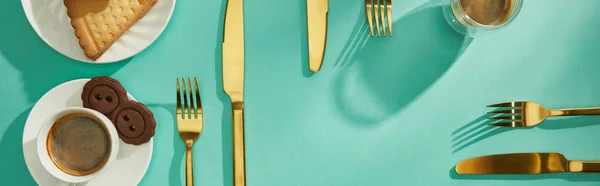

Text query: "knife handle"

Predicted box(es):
[569, 161, 600, 172]
[233, 103, 246, 186]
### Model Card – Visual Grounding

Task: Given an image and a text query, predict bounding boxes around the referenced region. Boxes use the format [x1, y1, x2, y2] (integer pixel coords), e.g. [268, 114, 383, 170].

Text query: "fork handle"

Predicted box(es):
[568, 161, 600, 172]
[186, 146, 194, 186]
[550, 108, 600, 116]
[233, 107, 246, 186]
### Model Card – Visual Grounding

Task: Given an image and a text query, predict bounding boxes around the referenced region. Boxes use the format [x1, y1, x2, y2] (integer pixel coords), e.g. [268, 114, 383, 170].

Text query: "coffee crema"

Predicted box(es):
[46, 113, 111, 176]
[459, 0, 513, 26]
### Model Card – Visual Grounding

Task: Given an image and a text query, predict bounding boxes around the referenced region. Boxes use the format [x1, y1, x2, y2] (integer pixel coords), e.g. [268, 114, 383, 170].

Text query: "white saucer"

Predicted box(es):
[21, 0, 176, 63]
[22, 79, 153, 186]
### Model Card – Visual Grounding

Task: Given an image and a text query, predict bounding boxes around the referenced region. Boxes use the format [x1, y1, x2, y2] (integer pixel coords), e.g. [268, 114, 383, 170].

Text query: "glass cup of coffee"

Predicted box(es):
[36, 107, 119, 185]
[441, 0, 523, 36]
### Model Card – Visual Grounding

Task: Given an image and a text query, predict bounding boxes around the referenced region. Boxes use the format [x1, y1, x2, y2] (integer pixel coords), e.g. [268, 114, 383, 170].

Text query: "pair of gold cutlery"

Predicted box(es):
[176, 0, 247, 185]
[455, 101, 600, 175]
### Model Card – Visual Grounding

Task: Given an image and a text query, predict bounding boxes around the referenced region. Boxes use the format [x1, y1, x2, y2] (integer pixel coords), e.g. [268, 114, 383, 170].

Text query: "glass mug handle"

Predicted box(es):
[55, 180, 77, 186]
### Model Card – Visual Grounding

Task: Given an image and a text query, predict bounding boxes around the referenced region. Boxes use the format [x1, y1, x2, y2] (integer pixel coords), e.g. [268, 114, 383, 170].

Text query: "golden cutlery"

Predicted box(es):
[176, 77, 203, 186]
[222, 0, 246, 185]
[366, 0, 392, 37]
[306, 0, 328, 72]
[456, 152, 600, 174]
[487, 101, 600, 127]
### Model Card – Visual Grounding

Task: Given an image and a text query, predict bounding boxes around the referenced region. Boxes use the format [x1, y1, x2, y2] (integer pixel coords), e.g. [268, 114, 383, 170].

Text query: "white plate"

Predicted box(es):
[22, 79, 153, 186]
[21, 0, 176, 63]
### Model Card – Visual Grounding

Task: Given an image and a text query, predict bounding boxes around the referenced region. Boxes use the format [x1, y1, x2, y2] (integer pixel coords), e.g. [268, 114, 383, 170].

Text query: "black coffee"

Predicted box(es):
[47, 113, 111, 176]
[459, 0, 513, 26]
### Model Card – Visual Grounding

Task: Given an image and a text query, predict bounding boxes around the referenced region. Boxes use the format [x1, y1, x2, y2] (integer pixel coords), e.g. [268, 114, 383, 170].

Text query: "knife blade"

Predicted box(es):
[455, 152, 600, 174]
[306, 0, 328, 72]
[222, 0, 246, 185]
[223, 0, 244, 103]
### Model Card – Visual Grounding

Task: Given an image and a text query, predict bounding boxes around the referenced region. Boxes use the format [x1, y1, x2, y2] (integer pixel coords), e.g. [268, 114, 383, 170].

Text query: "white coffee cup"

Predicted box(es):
[36, 107, 119, 186]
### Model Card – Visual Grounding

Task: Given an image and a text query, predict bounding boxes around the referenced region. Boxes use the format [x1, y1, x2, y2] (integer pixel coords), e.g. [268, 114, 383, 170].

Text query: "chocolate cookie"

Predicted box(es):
[110, 101, 156, 145]
[82, 76, 128, 117]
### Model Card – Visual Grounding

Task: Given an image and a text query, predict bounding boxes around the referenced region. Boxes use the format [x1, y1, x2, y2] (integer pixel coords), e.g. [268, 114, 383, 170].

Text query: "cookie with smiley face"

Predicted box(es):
[82, 76, 129, 117]
[110, 101, 156, 145]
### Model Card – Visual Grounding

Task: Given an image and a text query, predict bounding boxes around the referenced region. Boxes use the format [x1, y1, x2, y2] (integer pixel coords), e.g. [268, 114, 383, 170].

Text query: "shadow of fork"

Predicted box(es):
[451, 114, 515, 153]
[145, 103, 182, 186]
[333, 14, 369, 68]
[452, 112, 600, 153]
[538, 116, 600, 130]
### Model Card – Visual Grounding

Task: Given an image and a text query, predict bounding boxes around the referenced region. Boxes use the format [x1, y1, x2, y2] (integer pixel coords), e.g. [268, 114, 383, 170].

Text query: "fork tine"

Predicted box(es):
[176, 78, 182, 116]
[386, 0, 392, 36]
[194, 78, 202, 116]
[488, 115, 522, 120]
[487, 102, 525, 107]
[373, 0, 381, 36]
[379, 0, 386, 36]
[488, 109, 522, 114]
[488, 121, 523, 127]
[366, 0, 374, 36]
[187, 77, 195, 117]
[182, 77, 189, 119]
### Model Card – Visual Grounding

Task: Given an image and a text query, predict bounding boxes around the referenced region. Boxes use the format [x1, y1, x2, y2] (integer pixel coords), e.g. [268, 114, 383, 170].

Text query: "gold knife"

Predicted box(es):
[306, 0, 328, 72]
[222, 0, 246, 185]
[456, 152, 600, 174]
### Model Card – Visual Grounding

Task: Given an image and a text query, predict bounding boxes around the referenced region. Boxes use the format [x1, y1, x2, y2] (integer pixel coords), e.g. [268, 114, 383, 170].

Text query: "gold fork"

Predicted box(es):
[366, 0, 392, 37]
[487, 101, 600, 127]
[176, 77, 203, 186]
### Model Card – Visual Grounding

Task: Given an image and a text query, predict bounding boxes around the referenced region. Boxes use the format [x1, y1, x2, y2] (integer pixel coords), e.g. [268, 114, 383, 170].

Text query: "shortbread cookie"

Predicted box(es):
[64, 0, 157, 60]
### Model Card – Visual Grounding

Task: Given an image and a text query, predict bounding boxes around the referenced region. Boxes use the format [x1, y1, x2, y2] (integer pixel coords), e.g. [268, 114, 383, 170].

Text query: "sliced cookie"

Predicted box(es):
[110, 101, 156, 145]
[82, 76, 128, 117]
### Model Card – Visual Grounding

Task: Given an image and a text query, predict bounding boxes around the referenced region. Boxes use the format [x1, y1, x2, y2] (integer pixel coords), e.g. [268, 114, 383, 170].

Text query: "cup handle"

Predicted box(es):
[55, 180, 76, 186]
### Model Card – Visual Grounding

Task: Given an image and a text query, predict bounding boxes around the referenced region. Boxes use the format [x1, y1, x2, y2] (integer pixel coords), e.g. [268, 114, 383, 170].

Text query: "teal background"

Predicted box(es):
[2, 0, 600, 185]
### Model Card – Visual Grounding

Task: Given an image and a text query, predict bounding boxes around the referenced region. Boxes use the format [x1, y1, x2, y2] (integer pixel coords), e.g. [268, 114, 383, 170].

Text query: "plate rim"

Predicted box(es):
[21, 78, 154, 185]
[20, 0, 177, 64]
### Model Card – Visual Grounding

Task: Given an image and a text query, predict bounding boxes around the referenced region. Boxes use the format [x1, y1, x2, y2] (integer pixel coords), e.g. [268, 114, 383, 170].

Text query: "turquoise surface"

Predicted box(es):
[2, 0, 600, 185]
